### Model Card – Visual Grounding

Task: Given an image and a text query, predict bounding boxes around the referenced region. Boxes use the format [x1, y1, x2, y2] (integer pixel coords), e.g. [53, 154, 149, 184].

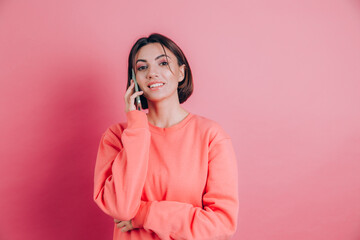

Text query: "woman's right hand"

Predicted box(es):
[124, 80, 144, 113]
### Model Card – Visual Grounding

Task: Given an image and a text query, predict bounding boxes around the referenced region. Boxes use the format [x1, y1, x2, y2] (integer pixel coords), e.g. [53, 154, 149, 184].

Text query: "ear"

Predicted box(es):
[178, 64, 185, 82]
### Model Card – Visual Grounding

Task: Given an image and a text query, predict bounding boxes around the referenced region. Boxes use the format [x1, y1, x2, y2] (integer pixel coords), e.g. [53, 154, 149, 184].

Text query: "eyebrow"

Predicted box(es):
[136, 54, 171, 64]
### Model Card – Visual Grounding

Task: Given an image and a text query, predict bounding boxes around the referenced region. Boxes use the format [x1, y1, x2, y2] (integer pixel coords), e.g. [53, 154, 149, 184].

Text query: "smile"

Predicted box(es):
[149, 83, 165, 90]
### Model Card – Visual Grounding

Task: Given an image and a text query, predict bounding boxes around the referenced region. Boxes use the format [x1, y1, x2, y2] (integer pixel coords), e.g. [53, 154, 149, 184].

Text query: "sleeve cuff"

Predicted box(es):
[132, 201, 151, 229]
[126, 110, 149, 129]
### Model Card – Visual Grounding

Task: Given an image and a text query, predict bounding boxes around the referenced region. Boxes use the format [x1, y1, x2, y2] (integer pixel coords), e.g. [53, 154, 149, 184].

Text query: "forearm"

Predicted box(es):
[131, 138, 239, 239]
[93, 110, 151, 220]
[132, 199, 238, 240]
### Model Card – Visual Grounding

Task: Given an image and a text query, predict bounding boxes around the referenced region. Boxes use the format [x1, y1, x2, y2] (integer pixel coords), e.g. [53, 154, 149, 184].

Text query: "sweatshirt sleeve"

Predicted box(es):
[131, 137, 239, 240]
[93, 110, 151, 221]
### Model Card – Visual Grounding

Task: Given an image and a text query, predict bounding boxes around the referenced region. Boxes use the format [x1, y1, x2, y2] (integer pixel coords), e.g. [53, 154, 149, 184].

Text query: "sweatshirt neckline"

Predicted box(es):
[147, 112, 194, 134]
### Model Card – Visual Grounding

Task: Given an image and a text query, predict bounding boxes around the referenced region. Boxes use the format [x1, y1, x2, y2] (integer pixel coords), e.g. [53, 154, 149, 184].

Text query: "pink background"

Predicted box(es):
[1, 0, 360, 239]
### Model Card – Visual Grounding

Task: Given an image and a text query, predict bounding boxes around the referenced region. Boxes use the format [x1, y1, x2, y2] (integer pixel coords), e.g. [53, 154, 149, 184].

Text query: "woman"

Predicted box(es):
[93, 33, 239, 240]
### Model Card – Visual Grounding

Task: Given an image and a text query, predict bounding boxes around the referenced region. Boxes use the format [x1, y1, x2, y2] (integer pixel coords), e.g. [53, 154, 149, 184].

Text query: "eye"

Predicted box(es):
[160, 61, 168, 66]
[137, 66, 147, 71]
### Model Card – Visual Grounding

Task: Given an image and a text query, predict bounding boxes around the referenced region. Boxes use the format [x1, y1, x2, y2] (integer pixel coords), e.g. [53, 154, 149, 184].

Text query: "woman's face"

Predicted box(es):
[134, 43, 185, 104]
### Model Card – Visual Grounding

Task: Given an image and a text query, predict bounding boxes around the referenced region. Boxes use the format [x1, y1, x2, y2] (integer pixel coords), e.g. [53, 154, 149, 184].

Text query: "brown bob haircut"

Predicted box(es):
[127, 33, 193, 109]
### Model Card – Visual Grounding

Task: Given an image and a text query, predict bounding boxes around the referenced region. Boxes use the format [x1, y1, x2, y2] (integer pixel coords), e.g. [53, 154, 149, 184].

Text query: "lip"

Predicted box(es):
[147, 81, 165, 87]
[148, 81, 166, 91]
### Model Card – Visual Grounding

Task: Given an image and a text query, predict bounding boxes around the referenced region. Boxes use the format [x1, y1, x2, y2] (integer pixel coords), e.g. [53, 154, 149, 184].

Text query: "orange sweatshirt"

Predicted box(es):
[93, 110, 239, 240]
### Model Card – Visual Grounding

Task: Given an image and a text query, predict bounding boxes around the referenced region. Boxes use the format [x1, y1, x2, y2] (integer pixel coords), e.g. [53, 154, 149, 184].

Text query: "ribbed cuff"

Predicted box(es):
[132, 201, 151, 229]
[126, 110, 149, 129]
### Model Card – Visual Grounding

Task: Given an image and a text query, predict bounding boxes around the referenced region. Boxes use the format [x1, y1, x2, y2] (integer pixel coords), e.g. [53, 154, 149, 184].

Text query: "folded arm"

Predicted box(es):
[132, 138, 239, 240]
[93, 110, 151, 220]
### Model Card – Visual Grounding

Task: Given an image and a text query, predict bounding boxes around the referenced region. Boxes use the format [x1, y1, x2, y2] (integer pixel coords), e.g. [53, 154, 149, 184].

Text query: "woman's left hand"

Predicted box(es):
[114, 219, 134, 232]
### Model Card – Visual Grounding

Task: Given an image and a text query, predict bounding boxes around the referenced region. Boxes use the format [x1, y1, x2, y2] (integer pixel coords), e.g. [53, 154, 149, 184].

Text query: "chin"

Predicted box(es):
[146, 94, 179, 104]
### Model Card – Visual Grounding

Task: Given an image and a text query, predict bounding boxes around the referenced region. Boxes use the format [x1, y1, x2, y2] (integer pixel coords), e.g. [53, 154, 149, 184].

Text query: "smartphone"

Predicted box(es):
[131, 68, 142, 111]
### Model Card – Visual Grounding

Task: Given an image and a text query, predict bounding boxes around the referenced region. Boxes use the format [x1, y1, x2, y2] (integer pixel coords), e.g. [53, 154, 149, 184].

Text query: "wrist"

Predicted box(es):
[126, 110, 148, 129]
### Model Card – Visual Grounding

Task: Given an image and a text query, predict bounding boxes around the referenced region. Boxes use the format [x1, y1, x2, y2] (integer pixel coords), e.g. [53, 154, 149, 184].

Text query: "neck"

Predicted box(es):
[146, 97, 189, 128]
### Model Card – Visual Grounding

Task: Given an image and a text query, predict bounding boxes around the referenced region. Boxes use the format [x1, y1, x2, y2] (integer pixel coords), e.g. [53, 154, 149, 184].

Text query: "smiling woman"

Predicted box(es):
[127, 34, 193, 111]
[93, 33, 239, 240]
[132, 42, 186, 110]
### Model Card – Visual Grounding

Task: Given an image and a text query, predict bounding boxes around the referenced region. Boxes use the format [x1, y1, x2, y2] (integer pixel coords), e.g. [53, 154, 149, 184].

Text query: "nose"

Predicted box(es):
[147, 65, 159, 79]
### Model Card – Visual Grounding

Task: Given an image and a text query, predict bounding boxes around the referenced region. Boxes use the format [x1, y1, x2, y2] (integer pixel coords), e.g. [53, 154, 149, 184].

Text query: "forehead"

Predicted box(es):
[135, 43, 174, 61]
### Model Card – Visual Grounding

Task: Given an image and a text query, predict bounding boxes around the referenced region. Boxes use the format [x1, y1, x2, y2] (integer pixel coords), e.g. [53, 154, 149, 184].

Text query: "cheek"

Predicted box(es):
[136, 75, 147, 89]
[163, 68, 179, 81]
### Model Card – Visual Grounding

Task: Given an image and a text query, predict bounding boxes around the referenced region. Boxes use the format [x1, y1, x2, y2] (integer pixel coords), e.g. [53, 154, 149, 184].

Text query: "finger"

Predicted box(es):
[114, 219, 121, 223]
[125, 80, 135, 98]
[121, 225, 132, 232]
[116, 221, 127, 228]
[129, 91, 144, 101]
[124, 81, 135, 99]
[129, 93, 144, 107]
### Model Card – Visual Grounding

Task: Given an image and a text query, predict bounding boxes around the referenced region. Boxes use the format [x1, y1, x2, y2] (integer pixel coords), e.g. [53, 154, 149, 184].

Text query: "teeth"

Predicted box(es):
[149, 83, 164, 88]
